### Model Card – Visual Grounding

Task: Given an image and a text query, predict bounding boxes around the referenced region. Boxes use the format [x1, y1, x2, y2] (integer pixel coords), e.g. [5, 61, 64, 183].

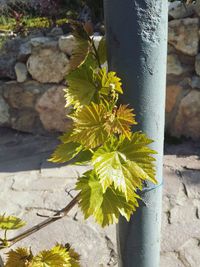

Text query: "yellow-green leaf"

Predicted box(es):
[32, 244, 71, 267]
[65, 54, 98, 109]
[69, 37, 90, 71]
[5, 247, 33, 267]
[92, 133, 157, 200]
[49, 142, 83, 163]
[106, 105, 137, 139]
[0, 215, 26, 230]
[76, 171, 139, 227]
[68, 21, 90, 71]
[95, 67, 123, 95]
[97, 37, 107, 65]
[70, 102, 109, 149]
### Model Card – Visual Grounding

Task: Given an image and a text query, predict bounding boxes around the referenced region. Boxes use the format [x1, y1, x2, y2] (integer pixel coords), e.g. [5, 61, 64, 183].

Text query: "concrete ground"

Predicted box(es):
[0, 127, 200, 267]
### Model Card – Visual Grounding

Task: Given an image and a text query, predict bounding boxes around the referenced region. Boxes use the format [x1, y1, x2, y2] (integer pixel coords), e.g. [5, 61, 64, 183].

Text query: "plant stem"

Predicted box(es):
[0, 193, 80, 249]
[88, 36, 102, 69]
[3, 230, 7, 241]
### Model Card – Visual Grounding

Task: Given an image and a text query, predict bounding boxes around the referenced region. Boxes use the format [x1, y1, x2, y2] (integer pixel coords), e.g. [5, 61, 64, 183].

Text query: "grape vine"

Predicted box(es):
[0, 22, 157, 266]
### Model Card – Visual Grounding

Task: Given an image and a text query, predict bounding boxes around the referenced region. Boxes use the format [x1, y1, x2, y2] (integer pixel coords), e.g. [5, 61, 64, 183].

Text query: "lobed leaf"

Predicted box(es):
[49, 142, 83, 164]
[0, 215, 26, 231]
[105, 105, 137, 139]
[70, 102, 109, 149]
[5, 248, 33, 267]
[5, 245, 80, 267]
[92, 132, 157, 200]
[65, 54, 98, 109]
[95, 67, 123, 95]
[32, 244, 73, 267]
[76, 171, 139, 227]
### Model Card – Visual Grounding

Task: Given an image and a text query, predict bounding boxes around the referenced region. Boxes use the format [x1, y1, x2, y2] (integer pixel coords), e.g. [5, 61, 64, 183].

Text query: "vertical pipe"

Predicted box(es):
[104, 1, 168, 267]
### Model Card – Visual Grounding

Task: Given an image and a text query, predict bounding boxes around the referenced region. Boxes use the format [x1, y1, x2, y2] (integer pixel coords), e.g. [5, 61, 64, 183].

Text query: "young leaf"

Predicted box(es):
[106, 105, 137, 139]
[0, 215, 26, 231]
[95, 68, 123, 95]
[68, 248, 80, 267]
[32, 244, 72, 267]
[76, 171, 139, 227]
[70, 102, 109, 149]
[5, 247, 33, 267]
[69, 37, 90, 71]
[97, 37, 107, 65]
[74, 150, 93, 165]
[49, 142, 83, 163]
[69, 21, 90, 71]
[92, 133, 157, 200]
[65, 54, 98, 108]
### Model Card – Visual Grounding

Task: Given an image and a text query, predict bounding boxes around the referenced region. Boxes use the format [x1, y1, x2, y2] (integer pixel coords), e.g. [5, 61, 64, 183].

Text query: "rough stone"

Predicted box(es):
[168, 1, 194, 19]
[35, 85, 71, 132]
[58, 34, 76, 55]
[179, 238, 200, 267]
[163, 167, 188, 207]
[170, 201, 198, 224]
[182, 170, 200, 199]
[0, 55, 16, 79]
[48, 27, 64, 37]
[168, 18, 199, 56]
[3, 81, 41, 109]
[10, 110, 38, 133]
[40, 162, 90, 179]
[166, 85, 182, 113]
[12, 175, 69, 192]
[189, 76, 200, 90]
[30, 37, 58, 50]
[0, 128, 200, 266]
[160, 252, 184, 267]
[164, 155, 200, 171]
[167, 54, 186, 76]
[195, 53, 200, 76]
[18, 41, 31, 62]
[15, 62, 28, 83]
[193, 1, 200, 16]
[0, 93, 9, 125]
[1, 37, 21, 56]
[161, 218, 200, 253]
[27, 49, 69, 83]
[173, 90, 200, 139]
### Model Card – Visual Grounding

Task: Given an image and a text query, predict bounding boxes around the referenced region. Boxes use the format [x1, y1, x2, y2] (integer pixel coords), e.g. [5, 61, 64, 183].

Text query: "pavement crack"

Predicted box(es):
[195, 207, 200, 219]
[176, 170, 189, 197]
[10, 178, 16, 191]
[182, 183, 188, 197]
[25, 207, 59, 213]
[73, 212, 78, 221]
[176, 250, 191, 267]
[166, 211, 172, 224]
[105, 236, 118, 266]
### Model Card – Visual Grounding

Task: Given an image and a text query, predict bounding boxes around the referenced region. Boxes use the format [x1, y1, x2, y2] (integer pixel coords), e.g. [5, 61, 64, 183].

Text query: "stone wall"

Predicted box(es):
[166, 1, 200, 140]
[0, 28, 102, 134]
[0, 1, 200, 139]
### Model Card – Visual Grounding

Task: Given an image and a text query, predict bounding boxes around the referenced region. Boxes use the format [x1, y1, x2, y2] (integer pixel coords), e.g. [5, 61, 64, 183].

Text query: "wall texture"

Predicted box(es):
[0, 1, 200, 139]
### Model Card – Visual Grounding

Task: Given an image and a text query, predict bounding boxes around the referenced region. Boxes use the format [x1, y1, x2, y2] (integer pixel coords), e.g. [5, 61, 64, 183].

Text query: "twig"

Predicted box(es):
[90, 37, 102, 69]
[0, 193, 80, 249]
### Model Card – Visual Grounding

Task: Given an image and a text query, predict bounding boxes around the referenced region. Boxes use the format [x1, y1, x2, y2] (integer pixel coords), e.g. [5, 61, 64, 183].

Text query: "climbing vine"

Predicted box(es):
[0, 22, 157, 266]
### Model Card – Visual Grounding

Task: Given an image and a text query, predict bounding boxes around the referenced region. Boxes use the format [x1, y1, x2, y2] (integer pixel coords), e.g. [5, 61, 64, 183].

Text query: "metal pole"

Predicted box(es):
[103, 1, 168, 267]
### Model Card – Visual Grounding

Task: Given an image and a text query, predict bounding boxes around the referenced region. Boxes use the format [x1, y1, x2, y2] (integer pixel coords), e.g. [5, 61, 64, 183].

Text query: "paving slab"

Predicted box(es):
[0, 128, 200, 266]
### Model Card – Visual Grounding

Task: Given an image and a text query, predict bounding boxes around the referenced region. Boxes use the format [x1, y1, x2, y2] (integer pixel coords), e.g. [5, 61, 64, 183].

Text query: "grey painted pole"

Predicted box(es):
[104, 1, 168, 267]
